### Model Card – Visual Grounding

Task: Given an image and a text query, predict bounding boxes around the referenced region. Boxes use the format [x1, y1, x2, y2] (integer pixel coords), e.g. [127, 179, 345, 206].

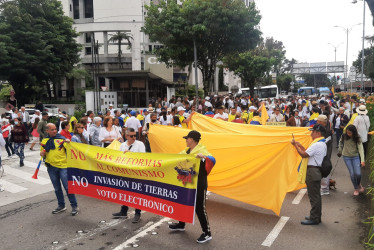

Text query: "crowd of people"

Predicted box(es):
[0, 92, 371, 241]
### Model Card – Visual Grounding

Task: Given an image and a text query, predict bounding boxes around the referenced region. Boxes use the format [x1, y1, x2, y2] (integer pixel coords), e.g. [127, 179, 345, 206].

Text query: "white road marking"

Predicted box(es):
[292, 189, 307, 205]
[261, 216, 290, 247]
[52, 212, 136, 250]
[114, 217, 171, 249]
[23, 160, 47, 172]
[4, 166, 50, 185]
[0, 179, 27, 193]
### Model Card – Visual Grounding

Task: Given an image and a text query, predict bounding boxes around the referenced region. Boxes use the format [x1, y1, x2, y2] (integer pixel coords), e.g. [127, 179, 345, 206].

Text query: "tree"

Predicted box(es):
[0, 0, 80, 104]
[143, 0, 262, 95]
[224, 49, 274, 97]
[353, 46, 374, 83]
[276, 73, 294, 92]
[264, 37, 286, 75]
[108, 32, 132, 69]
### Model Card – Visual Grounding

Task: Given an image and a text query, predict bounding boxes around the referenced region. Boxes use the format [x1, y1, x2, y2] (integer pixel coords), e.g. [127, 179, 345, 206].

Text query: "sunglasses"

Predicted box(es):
[127, 135, 136, 138]
[78, 127, 84, 129]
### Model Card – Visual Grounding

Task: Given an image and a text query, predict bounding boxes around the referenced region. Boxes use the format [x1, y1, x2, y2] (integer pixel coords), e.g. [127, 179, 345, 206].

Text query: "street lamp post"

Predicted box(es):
[334, 23, 361, 93]
[353, 0, 366, 95]
[328, 42, 343, 85]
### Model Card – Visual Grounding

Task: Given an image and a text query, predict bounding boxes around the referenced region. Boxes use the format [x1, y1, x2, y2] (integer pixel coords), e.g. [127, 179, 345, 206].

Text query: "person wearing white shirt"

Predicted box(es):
[99, 116, 122, 147]
[113, 128, 146, 223]
[353, 105, 371, 155]
[269, 107, 284, 122]
[124, 111, 142, 139]
[159, 112, 172, 125]
[213, 106, 228, 121]
[108, 104, 115, 117]
[30, 110, 42, 124]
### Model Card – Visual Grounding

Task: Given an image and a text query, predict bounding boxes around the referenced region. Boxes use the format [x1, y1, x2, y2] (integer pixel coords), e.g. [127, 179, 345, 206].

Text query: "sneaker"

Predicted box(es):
[320, 190, 329, 196]
[353, 190, 359, 196]
[168, 223, 185, 231]
[132, 213, 141, 223]
[71, 207, 79, 216]
[52, 206, 67, 214]
[196, 232, 212, 243]
[112, 212, 128, 218]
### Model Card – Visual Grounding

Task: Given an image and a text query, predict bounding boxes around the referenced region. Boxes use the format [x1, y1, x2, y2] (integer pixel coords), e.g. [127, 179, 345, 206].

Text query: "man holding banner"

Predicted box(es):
[112, 128, 146, 223]
[40, 123, 79, 216]
[168, 130, 215, 244]
[291, 124, 327, 225]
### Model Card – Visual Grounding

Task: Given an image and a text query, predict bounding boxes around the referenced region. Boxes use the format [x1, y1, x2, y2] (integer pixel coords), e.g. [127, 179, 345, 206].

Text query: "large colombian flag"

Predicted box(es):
[66, 142, 200, 223]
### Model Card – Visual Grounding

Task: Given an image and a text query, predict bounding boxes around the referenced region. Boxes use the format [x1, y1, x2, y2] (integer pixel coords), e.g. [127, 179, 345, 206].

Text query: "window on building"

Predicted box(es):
[84, 0, 94, 18]
[70, 4, 72, 12]
[73, 0, 79, 19]
[85, 47, 92, 55]
[85, 33, 92, 43]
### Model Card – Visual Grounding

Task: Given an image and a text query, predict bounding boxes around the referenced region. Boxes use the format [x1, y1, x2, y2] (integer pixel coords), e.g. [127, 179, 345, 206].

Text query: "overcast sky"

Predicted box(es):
[255, 0, 373, 75]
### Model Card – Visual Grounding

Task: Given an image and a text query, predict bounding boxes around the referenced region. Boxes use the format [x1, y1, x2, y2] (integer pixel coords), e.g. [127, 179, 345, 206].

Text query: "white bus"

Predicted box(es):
[237, 85, 279, 99]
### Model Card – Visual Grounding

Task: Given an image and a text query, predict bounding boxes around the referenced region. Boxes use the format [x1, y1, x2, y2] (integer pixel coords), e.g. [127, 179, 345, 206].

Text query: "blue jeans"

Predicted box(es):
[335, 128, 343, 147]
[47, 165, 78, 208]
[14, 143, 25, 161]
[343, 156, 361, 189]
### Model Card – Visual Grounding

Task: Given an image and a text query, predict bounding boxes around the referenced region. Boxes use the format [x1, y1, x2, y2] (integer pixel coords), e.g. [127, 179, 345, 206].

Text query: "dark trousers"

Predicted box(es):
[335, 128, 343, 147]
[4, 138, 14, 156]
[120, 205, 141, 215]
[179, 184, 210, 234]
[306, 167, 322, 222]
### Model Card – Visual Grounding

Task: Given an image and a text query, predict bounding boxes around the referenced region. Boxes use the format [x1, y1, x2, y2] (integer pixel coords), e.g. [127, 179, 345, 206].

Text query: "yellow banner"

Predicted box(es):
[65, 142, 200, 223]
[149, 113, 312, 215]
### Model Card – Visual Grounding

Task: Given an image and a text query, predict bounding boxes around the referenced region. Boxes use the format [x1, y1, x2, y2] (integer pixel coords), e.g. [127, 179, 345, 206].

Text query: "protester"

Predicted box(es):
[353, 105, 370, 156]
[1, 119, 14, 158]
[37, 111, 49, 141]
[99, 116, 122, 147]
[333, 107, 349, 148]
[59, 121, 72, 140]
[291, 124, 327, 225]
[269, 107, 284, 122]
[89, 117, 102, 146]
[213, 106, 228, 121]
[29, 117, 40, 151]
[124, 111, 142, 139]
[169, 130, 215, 243]
[71, 123, 89, 144]
[112, 128, 146, 222]
[338, 125, 365, 196]
[40, 123, 79, 216]
[250, 111, 261, 125]
[11, 117, 29, 167]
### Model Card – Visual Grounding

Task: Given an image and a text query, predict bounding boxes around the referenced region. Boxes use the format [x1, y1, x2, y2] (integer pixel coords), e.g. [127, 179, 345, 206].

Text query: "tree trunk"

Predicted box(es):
[45, 81, 52, 99]
[118, 40, 122, 69]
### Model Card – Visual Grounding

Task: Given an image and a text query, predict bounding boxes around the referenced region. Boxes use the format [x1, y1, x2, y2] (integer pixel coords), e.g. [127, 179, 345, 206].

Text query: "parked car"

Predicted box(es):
[43, 105, 59, 117]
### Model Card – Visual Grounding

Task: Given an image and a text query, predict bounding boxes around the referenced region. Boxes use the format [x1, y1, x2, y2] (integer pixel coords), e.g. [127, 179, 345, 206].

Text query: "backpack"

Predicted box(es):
[320, 155, 332, 178]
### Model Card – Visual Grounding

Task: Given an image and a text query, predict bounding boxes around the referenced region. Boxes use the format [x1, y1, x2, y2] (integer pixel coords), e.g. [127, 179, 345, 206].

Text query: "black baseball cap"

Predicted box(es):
[183, 130, 201, 142]
[308, 124, 326, 134]
[42, 111, 48, 116]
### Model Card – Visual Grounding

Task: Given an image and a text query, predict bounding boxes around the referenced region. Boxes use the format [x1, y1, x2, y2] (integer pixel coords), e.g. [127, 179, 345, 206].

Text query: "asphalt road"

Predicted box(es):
[0, 145, 366, 250]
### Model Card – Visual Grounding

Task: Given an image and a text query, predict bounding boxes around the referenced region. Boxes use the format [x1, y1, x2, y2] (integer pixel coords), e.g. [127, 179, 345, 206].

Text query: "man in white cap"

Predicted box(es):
[108, 104, 115, 117]
[353, 105, 370, 156]
[204, 96, 212, 108]
[177, 106, 190, 128]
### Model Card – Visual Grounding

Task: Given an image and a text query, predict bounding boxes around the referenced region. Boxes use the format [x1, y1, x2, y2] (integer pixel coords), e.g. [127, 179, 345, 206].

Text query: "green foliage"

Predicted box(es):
[143, 0, 262, 95]
[353, 47, 374, 83]
[0, 84, 13, 101]
[277, 73, 294, 92]
[108, 32, 132, 69]
[0, 0, 81, 104]
[176, 85, 204, 98]
[73, 102, 86, 121]
[223, 48, 274, 97]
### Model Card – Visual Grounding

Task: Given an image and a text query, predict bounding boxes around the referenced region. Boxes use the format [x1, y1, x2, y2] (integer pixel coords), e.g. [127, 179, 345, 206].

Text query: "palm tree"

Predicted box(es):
[108, 32, 133, 69]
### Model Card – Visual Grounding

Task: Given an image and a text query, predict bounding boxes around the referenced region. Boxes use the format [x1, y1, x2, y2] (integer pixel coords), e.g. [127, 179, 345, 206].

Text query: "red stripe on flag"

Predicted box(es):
[69, 182, 195, 223]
